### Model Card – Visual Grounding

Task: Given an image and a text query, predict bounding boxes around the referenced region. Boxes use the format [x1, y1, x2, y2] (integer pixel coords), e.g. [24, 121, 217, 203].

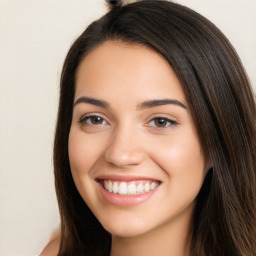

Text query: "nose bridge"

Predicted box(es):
[104, 123, 145, 167]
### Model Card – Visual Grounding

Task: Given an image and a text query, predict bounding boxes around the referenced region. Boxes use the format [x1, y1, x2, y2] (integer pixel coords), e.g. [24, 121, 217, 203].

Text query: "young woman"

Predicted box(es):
[42, 0, 256, 255]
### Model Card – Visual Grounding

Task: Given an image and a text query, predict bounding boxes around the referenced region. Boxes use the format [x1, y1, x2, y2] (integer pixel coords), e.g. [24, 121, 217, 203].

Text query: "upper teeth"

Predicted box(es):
[103, 180, 159, 196]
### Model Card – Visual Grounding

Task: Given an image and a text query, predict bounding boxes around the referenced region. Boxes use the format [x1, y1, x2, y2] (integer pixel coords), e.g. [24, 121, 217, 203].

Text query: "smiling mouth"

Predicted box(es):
[98, 179, 161, 196]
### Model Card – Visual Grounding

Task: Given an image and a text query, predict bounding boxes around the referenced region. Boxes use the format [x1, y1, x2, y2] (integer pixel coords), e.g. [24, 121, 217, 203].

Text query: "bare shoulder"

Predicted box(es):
[40, 228, 61, 256]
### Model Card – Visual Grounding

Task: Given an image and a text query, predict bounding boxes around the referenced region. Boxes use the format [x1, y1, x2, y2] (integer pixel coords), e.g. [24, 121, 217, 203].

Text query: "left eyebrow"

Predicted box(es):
[137, 99, 187, 110]
[73, 96, 109, 109]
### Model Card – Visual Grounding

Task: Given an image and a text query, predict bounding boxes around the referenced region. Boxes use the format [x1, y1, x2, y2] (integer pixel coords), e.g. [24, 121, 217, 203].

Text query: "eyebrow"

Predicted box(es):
[73, 97, 110, 108]
[137, 99, 187, 110]
[73, 97, 187, 110]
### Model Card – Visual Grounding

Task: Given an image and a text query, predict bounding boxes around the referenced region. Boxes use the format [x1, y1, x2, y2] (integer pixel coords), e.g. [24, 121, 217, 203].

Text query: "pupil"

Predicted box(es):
[156, 118, 166, 127]
[92, 116, 102, 124]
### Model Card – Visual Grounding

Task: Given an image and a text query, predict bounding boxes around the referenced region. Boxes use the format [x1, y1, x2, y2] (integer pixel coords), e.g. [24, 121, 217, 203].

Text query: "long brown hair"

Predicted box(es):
[54, 1, 256, 255]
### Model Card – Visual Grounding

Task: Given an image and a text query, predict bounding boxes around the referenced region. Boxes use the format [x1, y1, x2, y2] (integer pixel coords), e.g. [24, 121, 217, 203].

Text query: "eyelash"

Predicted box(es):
[147, 117, 178, 128]
[78, 114, 178, 129]
[78, 114, 107, 125]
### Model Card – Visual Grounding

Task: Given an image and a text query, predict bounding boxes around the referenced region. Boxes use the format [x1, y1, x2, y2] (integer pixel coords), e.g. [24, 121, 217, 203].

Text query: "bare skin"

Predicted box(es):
[40, 228, 60, 256]
[68, 41, 209, 256]
[111, 208, 192, 256]
[42, 40, 209, 256]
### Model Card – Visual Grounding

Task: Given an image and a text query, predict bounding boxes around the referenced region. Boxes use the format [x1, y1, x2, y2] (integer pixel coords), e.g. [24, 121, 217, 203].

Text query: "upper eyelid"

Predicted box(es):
[149, 117, 177, 123]
[147, 117, 178, 126]
[78, 113, 110, 123]
[146, 113, 179, 123]
[77, 112, 179, 124]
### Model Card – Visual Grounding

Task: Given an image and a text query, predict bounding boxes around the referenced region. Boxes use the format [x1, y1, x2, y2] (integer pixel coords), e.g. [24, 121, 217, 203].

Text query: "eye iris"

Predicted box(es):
[155, 118, 168, 127]
[91, 116, 103, 124]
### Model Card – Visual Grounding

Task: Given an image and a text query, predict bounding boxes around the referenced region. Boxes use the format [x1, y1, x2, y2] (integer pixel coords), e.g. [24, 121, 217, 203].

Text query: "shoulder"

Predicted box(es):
[40, 228, 61, 256]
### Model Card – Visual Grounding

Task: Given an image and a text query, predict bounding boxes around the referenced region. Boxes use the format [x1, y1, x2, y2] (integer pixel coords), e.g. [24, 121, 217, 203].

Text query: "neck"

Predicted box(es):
[110, 209, 193, 256]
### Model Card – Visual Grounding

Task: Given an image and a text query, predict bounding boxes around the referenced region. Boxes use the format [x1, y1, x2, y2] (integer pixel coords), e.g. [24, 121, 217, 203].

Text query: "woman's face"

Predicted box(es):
[69, 40, 208, 237]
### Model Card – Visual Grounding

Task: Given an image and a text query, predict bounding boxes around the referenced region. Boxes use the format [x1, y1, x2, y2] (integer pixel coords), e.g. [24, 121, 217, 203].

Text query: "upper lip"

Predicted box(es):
[95, 175, 161, 182]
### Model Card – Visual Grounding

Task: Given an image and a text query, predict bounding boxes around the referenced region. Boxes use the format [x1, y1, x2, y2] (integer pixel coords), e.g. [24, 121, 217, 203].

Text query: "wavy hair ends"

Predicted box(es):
[54, 1, 256, 255]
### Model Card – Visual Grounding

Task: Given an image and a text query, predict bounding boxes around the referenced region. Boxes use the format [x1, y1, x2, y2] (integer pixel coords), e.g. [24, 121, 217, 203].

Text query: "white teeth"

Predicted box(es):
[127, 183, 137, 195]
[113, 182, 118, 194]
[119, 182, 128, 195]
[109, 181, 113, 193]
[136, 183, 144, 194]
[144, 183, 150, 192]
[103, 180, 160, 196]
[104, 180, 109, 190]
[151, 181, 157, 190]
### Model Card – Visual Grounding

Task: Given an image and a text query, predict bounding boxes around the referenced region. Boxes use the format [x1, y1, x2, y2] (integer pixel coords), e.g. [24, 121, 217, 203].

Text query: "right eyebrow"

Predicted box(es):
[73, 97, 110, 109]
[137, 98, 187, 110]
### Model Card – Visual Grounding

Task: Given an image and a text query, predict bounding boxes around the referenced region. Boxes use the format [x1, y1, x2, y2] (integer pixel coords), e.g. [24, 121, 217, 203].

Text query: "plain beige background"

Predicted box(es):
[0, 0, 255, 255]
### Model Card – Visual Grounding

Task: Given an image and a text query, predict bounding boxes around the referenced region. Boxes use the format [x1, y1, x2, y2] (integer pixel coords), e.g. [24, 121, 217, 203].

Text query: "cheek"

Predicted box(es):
[150, 130, 207, 197]
[68, 128, 110, 203]
[68, 132, 88, 174]
[68, 129, 103, 174]
[68, 129, 99, 195]
[68, 129, 103, 209]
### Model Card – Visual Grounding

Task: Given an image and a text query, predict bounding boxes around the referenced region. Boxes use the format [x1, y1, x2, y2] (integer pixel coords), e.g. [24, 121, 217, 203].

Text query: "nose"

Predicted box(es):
[104, 127, 145, 167]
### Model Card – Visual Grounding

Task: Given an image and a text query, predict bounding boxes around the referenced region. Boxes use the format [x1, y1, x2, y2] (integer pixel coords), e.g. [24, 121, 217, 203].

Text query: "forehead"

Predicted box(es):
[75, 40, 186, 104]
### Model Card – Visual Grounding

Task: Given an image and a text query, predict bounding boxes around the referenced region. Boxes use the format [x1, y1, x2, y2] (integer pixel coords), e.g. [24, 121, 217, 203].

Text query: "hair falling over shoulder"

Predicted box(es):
[53, 1, 256, 255]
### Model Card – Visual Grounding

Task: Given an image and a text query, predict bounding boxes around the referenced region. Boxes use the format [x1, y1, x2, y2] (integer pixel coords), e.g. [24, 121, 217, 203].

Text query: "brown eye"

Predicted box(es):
[148, 117, 177, 128]
[154, 118, 168, 127]
[79, 115, 107, 125]
[89, 116, 104, 125]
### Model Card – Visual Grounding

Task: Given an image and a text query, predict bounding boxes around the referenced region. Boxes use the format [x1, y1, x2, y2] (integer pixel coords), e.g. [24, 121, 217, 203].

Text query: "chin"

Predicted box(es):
[105, 226, 146, 238]
[100, 216, 149, 238]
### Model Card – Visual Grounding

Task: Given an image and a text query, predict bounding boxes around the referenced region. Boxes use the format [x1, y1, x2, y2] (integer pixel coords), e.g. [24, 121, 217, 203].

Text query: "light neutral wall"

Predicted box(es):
[0, 0, 255, 255]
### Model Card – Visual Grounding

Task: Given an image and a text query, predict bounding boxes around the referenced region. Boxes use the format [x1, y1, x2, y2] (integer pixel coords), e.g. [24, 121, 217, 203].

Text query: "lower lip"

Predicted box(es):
[97, 183, 160, 206]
